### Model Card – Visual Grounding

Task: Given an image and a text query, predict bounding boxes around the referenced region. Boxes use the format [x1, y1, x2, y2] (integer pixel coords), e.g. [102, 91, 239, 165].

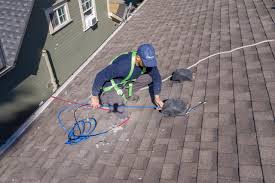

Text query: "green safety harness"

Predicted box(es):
[102, 51, 146, 102]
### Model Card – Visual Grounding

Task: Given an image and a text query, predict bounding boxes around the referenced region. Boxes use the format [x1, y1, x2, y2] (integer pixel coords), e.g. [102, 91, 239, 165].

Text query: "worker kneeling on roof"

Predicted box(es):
[91, 43, 164, 117]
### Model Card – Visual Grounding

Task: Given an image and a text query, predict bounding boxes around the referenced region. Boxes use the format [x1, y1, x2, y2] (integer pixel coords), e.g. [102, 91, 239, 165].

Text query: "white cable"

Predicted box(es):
[139, 39, 275, 91]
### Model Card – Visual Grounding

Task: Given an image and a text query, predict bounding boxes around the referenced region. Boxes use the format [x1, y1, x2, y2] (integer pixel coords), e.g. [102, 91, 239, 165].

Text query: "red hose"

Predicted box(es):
[51, 96, 130, 127]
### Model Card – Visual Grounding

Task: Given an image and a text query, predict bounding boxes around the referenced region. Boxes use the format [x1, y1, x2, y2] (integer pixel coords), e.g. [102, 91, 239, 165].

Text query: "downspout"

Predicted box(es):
[42, 49, 58, 92]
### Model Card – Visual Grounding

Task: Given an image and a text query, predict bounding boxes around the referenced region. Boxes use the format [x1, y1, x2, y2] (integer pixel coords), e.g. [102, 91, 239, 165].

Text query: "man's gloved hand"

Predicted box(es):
[154, 95, 164, 110]
[91, 96, 100, 108]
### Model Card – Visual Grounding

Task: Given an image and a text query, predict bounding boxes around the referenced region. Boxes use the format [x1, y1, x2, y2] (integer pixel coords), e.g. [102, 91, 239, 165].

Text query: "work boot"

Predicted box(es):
[127, 95, 140, 102]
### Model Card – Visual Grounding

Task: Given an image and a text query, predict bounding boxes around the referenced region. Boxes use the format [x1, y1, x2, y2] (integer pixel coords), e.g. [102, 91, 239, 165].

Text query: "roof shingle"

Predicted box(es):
[0, 0, 274, 182]
[0, 0, 35, 74]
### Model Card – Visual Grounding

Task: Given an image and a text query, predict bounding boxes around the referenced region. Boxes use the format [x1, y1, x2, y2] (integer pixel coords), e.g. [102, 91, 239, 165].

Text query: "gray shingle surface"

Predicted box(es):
[0, 0, 275, 182]
[0, 0, 34, 70]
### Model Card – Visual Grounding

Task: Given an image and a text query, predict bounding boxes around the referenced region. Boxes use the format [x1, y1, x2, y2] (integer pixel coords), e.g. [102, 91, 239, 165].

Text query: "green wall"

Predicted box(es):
[44, 0, 118, 84]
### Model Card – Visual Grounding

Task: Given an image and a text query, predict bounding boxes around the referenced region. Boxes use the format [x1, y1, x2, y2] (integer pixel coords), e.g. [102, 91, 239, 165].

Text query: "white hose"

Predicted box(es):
[139, 39, 275, 91]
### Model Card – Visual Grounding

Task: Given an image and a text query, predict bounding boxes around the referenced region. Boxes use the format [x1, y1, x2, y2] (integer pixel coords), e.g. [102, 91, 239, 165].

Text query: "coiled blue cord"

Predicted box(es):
[66, 117, 109, 144]
[57, 104, 110, 145]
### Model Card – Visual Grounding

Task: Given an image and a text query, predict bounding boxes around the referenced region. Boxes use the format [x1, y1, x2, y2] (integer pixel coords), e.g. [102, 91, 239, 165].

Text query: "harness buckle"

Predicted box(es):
[116, 88, 124, 96]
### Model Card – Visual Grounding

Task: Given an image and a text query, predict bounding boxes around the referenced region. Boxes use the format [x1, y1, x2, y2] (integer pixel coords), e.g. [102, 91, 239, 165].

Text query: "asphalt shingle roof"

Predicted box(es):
[0, 0, 275, 182]
[0, 0, 35, 73]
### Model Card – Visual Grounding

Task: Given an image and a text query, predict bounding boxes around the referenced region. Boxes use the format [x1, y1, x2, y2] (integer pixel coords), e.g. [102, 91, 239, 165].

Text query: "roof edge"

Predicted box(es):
[0, 40, 7, 76]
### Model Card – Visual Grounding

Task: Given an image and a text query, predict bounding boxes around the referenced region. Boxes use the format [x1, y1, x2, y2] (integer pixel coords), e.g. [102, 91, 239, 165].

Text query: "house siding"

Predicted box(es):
[43, 0, 117, 84]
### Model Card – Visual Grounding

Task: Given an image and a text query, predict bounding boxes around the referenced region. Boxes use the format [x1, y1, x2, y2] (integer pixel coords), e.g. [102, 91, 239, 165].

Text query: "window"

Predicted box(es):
[45, 1, 72, 34]
[78, 0, 98, 31]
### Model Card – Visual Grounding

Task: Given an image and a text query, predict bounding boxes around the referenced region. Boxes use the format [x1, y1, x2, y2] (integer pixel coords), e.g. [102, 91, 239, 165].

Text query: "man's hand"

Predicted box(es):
[91, 96, 100, 108]
[154, 95, 164, 110]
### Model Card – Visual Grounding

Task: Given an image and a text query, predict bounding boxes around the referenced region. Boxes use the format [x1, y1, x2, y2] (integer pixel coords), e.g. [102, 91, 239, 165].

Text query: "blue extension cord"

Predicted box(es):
[57, 103, 157, 145]
[101, 104, 158, 109]
[57, 104, 111, 145]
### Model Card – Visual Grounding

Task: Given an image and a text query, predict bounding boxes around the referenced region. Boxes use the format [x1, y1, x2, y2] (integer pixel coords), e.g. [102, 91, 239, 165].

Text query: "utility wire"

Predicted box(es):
[139, 39, 275, 91]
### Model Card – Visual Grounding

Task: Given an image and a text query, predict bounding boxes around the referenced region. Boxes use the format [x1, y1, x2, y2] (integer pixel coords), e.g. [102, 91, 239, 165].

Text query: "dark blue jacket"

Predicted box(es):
[92, 52, 162, 96]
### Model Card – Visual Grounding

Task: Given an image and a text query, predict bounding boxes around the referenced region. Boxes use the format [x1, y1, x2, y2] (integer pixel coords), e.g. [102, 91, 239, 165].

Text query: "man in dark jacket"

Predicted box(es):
[91, 43, 163, 115]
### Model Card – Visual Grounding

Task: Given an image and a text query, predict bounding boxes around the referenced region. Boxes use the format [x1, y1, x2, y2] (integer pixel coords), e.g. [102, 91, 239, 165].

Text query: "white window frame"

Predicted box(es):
[45, 0, 72, 35]
[78, 0, 98, 31]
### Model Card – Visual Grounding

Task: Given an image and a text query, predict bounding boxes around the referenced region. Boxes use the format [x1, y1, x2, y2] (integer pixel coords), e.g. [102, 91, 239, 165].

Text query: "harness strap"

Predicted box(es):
[102, 51, 145, 101]
[121, 51, 137, 83]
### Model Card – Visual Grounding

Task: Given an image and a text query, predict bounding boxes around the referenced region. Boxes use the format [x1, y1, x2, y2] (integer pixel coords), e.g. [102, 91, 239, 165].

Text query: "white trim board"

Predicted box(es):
[0, 0, 150, 157]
